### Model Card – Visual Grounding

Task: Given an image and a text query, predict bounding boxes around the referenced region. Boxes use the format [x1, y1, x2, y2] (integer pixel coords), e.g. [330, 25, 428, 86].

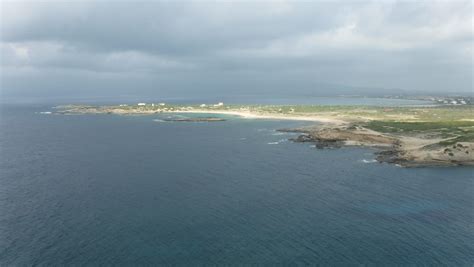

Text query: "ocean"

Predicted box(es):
[0, 103, 473, 265]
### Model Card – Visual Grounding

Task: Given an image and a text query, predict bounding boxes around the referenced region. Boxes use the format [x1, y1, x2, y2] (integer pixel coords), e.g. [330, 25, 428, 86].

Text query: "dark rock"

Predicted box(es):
[375, 149, 406, 164]
[314, 139, 344, 149]
[291, 134, 314, 142]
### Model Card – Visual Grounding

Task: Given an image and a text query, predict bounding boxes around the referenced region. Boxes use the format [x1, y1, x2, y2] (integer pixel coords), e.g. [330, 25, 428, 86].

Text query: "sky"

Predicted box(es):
[1, 0, 473, 102]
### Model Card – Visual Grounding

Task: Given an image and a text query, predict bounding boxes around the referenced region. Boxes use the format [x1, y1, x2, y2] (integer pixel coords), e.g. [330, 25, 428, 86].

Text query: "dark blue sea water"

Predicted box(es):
[1, 104, 473, 265]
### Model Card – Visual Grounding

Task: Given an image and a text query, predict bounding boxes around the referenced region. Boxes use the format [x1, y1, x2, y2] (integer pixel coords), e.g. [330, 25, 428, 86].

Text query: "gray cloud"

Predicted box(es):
[1, 0, 472, 101]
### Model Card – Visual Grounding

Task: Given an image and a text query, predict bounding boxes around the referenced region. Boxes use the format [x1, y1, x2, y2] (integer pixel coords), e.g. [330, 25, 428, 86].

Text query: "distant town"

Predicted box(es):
[118, 95, 474, 110]
[380, 95, 473, 105]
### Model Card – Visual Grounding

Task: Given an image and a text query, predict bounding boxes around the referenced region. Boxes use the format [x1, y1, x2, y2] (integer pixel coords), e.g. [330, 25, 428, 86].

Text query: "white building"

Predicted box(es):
[213, 102, 224, 107]
[200, 104, 207, 107]
[137, 103, 146, 106]
[159, 103, 166, 106]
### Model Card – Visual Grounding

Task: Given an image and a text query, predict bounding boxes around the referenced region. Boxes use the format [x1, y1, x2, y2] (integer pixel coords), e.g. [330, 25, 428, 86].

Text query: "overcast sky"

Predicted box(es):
[1, 0, 472, 101]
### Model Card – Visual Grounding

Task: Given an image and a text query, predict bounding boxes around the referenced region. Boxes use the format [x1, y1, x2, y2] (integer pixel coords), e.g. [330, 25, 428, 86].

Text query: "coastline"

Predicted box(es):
[171, 111, 474, 167]
[169, 109, 346, 125]
[55, 104, 474, 168]
[282, 125, 474, 168]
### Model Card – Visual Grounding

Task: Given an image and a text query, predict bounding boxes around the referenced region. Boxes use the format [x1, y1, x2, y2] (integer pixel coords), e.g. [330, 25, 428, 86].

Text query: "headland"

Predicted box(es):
[55, 102, 474, 167]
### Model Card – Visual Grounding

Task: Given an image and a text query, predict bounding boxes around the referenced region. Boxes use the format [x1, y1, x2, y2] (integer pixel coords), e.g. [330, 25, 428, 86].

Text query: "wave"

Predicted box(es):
[361, 159, 377, 163]
[267, 139, 287, 145]
[271, 132, 286, 136]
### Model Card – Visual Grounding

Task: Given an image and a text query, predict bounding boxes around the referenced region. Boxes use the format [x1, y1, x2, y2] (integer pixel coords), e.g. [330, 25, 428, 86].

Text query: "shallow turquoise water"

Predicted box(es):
[0, 105, 472, 265]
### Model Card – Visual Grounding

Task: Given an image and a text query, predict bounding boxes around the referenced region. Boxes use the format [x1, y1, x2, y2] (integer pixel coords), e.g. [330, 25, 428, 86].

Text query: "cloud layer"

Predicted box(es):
[1, 0, 472, 100]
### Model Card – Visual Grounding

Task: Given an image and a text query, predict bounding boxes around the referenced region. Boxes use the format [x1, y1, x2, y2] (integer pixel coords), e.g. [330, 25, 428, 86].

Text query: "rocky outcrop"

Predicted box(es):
[289, 126, 396, 149]
[290, 133, 344, 148]
[284, 125, 474, 167]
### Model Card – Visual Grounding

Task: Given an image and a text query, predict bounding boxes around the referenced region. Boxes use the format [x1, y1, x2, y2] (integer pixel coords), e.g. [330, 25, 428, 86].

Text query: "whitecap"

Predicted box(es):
[361, 159, 377, 163]
[271, 132, 286, 136]
[267, 142, 279, 145]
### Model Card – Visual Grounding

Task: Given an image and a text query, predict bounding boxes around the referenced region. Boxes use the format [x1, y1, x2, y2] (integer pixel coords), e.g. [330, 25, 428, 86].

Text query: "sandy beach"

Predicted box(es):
[171, 109, 346, 125]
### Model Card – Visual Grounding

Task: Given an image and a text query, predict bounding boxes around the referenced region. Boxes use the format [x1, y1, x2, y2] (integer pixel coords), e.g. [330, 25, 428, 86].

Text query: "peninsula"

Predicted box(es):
[56, 103, 474, 167]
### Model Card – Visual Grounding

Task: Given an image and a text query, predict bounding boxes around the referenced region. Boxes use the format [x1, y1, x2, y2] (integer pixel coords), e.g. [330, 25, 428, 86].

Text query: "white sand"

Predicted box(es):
[171, 109, 346, 125]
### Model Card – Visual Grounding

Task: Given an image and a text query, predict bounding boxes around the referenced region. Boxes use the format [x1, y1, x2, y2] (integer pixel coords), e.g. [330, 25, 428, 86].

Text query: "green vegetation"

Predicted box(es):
[219, 104, 473, 122]
[438, 131, 474, 145]
[68, 103, 473, 123]
[363, 121, 474, 133]
[363, 120, 474, 144]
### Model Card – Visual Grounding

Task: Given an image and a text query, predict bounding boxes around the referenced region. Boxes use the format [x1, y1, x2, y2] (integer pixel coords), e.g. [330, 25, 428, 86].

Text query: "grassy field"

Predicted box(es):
[80, 103, 473, 122]
[90, 103, 473, 122]
[363, 121, 474, 133]
[216, 104, 473, 122]
[362, 120, 474, 144]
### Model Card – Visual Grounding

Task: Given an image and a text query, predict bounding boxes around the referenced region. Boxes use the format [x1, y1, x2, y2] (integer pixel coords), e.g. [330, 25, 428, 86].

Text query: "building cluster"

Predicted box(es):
[135, 102, 166, 106]
[434, 97, 472, 105]
[114, 102, 227, 112]
[383, 95, 472, 106]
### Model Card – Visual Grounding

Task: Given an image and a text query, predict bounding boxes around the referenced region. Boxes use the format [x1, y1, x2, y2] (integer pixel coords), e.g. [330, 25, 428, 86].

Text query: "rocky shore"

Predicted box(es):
[280, 125, 474, 167]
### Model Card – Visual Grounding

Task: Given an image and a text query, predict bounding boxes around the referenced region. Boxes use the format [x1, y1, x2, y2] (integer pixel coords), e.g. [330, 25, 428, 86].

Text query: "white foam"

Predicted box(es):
[271, 132, 285, 136]
[361, 159, 377, 163]
[267, 139, 288, 145]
